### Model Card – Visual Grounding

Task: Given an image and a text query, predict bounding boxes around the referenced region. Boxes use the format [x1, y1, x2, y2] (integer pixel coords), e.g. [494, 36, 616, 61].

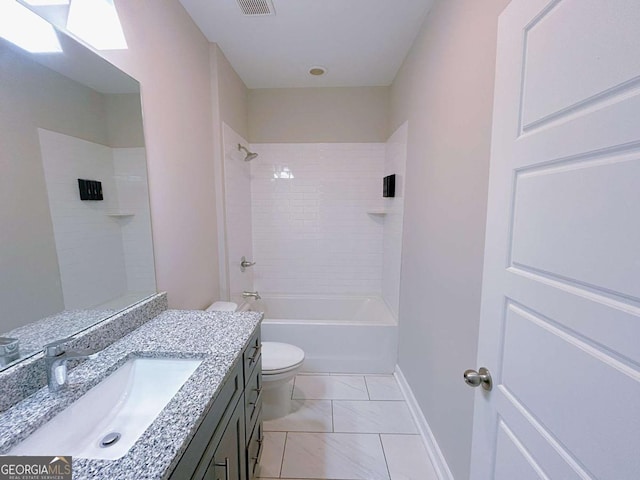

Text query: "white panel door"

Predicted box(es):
[470, 1, 640, 479]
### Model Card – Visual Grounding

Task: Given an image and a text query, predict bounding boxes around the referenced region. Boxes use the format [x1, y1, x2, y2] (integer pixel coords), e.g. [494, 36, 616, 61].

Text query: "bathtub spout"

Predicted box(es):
[242, 291, 261, 300]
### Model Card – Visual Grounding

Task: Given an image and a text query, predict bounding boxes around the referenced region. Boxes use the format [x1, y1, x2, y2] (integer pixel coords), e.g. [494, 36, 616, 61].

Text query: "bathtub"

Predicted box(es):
[244, 294, 398, 374]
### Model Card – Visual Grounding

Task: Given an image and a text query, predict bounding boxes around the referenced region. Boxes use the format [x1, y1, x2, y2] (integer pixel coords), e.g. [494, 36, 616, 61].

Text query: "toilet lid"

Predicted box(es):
[261, 342, 305, 373]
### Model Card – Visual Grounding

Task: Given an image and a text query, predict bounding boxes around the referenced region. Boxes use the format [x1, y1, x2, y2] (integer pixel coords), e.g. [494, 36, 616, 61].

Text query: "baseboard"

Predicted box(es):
[394, 365, 455, 480]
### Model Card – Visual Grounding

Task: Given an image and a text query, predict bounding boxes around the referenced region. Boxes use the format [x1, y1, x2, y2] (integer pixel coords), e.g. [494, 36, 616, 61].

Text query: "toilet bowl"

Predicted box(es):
[261, 341, 305, 420]
[205, 301, 305, 420]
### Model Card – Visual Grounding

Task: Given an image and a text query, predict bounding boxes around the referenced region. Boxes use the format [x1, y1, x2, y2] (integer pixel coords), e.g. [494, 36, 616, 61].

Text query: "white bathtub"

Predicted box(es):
[245, 295, 398, 374]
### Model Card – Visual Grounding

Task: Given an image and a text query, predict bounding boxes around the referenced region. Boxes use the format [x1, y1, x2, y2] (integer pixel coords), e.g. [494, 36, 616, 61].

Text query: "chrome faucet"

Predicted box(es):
[44, 339, 97, 392]
[240, 256, 256, 272]
[242, 291, 261, 300]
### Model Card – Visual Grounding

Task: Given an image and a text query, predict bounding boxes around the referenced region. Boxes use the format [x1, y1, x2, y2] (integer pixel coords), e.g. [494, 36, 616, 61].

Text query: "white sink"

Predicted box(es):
[9, 357, 202, 460]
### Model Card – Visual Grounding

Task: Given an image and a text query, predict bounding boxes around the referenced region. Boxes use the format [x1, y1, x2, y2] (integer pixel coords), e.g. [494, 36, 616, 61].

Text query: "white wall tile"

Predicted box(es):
[250, 143, 386, 296]
[382, 122, 408, 319]
[39, 130, 155, 310]
[113, 148, 156, 294]
[39, 129, 127, 309]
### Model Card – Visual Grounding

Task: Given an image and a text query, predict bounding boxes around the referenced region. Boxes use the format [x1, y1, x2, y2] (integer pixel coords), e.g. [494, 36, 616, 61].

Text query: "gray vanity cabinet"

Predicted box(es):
[242, 329, 263, 479]
[169, 327, 263, 480]
[202, 401, 246, 480]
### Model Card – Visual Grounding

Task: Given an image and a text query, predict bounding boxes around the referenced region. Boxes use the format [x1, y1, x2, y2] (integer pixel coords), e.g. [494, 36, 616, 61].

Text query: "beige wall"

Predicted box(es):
[248, 87, 389, 143]
[212, 45, 249, 140]
[0, 46, 114, 331]
[390, 0, 510, 478]
[96, 0, 219, 309]
[105, 93, 145, 147]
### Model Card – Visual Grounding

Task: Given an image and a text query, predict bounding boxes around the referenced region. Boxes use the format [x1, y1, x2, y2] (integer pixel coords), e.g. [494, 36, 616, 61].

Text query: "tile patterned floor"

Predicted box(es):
[258, 374, 438, 480]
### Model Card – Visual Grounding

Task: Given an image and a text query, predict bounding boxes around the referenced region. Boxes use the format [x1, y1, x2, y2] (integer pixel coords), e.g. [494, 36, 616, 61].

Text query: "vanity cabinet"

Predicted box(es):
[169, 327, 263, 480]
[202, 401, 245, 480]
[243, 329, 263, 479]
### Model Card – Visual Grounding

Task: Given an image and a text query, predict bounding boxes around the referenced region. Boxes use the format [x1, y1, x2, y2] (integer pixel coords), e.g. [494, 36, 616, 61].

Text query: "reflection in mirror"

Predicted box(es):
[0, 8, 156, 370]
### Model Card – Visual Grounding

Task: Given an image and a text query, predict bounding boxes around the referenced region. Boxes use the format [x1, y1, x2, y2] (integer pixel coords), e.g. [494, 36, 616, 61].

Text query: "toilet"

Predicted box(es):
[205, 301, 305, 420]
[260, 341, 305, 420]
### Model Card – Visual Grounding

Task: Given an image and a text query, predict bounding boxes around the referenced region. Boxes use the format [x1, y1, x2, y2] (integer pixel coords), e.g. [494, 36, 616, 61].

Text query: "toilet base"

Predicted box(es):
[262, 378, 295, 421]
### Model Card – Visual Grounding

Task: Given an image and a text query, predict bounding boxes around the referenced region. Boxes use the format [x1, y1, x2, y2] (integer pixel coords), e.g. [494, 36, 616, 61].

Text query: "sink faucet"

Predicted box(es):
[43, 339, 97, 393]
[242, 291, 261, 300]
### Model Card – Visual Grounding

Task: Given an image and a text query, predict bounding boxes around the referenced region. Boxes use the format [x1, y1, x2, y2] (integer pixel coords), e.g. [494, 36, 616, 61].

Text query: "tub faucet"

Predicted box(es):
[44, 339, 97, 393]
[242, 291, 261, 300]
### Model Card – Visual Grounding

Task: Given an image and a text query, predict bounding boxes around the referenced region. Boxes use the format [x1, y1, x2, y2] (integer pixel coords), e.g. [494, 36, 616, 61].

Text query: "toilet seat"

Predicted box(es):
[261, 342, 305, 375]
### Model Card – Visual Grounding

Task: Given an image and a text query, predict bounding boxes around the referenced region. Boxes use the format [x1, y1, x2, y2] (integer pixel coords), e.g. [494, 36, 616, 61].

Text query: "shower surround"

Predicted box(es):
[219, 126, 407, 372]
[220, 123, 407, 326]
[251, 142, 386, 296]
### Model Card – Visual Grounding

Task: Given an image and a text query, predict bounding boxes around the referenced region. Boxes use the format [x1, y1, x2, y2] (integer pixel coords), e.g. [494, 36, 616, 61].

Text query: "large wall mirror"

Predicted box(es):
[0, 4, 156, 370]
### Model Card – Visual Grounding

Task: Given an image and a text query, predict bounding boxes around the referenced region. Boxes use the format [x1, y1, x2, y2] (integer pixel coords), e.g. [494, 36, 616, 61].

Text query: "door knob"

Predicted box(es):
[463, 367, 492, 391]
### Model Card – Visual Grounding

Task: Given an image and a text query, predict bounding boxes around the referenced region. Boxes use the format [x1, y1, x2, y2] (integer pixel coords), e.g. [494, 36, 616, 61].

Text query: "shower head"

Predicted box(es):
[238, 144, 258, 161]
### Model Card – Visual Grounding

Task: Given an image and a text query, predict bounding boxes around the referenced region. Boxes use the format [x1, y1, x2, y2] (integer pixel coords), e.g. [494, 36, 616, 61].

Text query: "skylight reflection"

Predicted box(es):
[23, 0, 69, 5]
[67, 0, 127, 50]
[0, 0, 62, 53]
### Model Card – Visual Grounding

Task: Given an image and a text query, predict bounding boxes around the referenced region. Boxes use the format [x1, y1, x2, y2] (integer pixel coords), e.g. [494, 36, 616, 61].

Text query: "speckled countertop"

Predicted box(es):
[0, 309, 262, 480]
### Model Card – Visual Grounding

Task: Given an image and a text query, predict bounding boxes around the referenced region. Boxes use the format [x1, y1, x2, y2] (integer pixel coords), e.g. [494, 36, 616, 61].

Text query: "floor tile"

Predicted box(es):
[381, 434, 439, 480]
[281, 432, 390, 480]
[292, 375, 369, 400]
[365, 375, 404, 400]
[333, 401, 417, 434]
[258, 432, 286, 478]
[263, 399, 333, 432]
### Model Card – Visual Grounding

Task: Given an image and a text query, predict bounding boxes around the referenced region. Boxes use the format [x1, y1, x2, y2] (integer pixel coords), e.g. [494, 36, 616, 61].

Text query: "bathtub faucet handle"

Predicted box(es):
[240, 256, 256, 272]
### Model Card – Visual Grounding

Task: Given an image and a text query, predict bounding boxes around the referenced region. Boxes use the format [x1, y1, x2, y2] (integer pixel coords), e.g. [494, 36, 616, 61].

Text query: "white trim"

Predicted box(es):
[394, 365, 455, 480]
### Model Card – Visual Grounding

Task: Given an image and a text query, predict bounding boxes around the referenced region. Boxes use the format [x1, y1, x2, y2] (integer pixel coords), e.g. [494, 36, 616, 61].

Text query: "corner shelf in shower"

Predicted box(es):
[366, 210, 387, 216]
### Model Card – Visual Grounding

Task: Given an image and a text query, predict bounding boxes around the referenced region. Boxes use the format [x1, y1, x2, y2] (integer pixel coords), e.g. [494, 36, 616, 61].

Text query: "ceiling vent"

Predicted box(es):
[236, 0, 275, 16]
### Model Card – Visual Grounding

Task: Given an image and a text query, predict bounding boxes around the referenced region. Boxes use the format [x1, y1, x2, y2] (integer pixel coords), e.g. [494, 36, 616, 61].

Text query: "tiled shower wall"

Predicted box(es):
[250, 143, 386, 295]
[39, 129, 127, 309]
[39, 129, 155, 309]
[113, 148, 155, 295]
[382, 123, 408, 319]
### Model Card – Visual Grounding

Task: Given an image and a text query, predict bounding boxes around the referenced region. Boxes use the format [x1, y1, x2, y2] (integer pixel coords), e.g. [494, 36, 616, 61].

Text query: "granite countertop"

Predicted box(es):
[1, 309, 119, 365]
[0, 309, 262, 480]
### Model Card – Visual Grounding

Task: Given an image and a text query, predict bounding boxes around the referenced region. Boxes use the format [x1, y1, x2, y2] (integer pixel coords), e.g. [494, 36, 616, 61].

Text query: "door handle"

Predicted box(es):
[463, 367, 492, 391]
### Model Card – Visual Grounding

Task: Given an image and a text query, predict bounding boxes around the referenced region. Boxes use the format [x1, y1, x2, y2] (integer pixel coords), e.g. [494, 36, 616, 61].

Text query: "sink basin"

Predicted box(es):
[9, 357, 202, 460]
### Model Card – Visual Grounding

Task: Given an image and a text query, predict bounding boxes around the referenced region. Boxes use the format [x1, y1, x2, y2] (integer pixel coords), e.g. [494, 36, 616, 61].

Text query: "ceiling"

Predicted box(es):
[178, 0, 434, 89]
[12, 2, 139, 94]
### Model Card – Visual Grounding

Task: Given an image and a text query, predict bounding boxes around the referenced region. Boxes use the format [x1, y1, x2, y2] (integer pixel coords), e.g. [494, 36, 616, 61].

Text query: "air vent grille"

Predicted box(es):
[236, 0, 275, 16]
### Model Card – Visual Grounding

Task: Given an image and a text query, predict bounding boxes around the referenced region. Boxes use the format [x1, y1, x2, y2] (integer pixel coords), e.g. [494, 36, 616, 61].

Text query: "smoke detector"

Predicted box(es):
[236, 0, 275, 16]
